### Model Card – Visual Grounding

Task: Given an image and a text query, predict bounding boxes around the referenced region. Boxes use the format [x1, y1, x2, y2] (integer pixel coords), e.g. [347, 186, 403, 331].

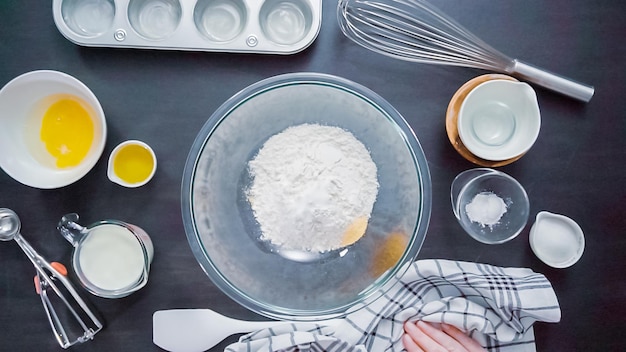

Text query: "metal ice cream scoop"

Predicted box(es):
[0, 208, 103, 348]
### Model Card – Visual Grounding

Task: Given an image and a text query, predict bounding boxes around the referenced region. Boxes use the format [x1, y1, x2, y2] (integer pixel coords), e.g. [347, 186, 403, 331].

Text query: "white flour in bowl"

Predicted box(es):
[247, 124, 379, 253]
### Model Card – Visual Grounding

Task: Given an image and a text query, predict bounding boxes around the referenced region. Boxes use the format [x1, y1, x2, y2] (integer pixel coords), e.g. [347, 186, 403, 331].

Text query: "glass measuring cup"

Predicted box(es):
[57, 213, 154, 298]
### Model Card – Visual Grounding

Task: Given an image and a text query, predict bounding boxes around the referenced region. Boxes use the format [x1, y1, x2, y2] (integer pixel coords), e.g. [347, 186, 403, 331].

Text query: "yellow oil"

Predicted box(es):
[112, 144, 154, 184]
[40, 96, 94, 168]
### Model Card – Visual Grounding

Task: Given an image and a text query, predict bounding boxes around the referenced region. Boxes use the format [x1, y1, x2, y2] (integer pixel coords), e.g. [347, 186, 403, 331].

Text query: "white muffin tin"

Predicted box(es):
[52, 0, 322, 54]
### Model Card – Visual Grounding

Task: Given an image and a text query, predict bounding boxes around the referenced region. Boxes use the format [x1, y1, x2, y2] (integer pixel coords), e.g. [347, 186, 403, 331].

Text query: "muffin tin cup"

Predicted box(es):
[53, 0, 321, 54]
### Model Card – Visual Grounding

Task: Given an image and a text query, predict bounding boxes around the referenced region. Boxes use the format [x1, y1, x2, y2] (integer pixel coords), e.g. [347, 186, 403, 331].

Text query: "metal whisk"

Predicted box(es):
[338, 0, 594, 102]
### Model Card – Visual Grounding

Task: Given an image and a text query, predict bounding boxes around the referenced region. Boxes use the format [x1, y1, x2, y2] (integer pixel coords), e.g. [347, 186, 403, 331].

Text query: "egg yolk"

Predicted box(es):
[341, 217, 369, 247]
[369, 231, 409, 278]
[112, 144, 154, 184]
[40, 98, 94, 168]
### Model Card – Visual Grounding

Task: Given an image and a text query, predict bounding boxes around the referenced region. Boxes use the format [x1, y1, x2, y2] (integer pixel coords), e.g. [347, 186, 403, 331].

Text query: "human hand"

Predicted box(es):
[402, 320, 486, 352]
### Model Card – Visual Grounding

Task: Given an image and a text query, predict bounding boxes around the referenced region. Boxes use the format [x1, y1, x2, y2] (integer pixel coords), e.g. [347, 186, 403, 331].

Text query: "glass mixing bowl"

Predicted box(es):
[181, 73, 431, 320]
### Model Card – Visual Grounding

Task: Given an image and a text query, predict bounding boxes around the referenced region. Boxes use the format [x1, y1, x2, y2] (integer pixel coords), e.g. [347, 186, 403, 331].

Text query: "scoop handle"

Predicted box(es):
[509, 60, 594, 102]
[15, 234, 103, 347]
[35, 267, 102, 348]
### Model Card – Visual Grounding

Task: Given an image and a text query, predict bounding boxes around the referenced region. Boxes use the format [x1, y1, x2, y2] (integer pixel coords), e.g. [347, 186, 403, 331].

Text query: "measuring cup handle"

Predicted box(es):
[57, 213, 87, 247]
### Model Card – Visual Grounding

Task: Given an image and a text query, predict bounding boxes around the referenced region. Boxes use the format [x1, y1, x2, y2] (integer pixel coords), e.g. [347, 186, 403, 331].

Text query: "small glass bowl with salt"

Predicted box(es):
[451, 168, 529, 244]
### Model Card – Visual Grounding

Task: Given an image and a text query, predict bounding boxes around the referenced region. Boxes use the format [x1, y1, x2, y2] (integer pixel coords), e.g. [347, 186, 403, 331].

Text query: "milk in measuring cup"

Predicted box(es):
[77, 224, 147, 291]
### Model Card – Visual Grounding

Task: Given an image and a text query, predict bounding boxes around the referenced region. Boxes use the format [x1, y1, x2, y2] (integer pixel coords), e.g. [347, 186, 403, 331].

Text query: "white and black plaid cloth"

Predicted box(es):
[225, 259, 561, 352]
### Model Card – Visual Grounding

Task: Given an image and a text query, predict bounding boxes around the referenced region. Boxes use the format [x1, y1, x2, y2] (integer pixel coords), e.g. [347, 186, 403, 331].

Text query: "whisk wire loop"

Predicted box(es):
[338, 0, 594, 101]
[355, 7, 497, 68]
[339, 0, 512, 70]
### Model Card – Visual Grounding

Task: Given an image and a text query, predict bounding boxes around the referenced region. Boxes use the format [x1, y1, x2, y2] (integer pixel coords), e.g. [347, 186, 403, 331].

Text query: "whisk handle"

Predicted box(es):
[509, 60, 594, 102]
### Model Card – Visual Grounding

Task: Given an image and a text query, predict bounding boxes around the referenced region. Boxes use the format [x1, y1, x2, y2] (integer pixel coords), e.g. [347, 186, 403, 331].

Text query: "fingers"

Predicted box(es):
[417, 320, 469, 351]
[402, 332, 425, 352]
[404, 321, 445, 352]
[441, 324, 485, 352]
[404, 321, 465, 352]
[402, 321, 486, 352]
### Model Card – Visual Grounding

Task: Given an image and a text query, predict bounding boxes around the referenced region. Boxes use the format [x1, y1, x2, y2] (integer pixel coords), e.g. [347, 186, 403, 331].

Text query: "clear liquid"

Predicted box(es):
[199, 1, 244, 42]
[70, 0, 115, 36]
[263, 3, 307, 44]
[136, 0, 181, 39]
[470, 102, 516, 146]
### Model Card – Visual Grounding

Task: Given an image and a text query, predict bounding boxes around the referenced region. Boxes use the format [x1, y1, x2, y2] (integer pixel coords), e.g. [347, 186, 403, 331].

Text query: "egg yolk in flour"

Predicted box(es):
[369, 231, 409, 278]
[40, 98, 94, 168]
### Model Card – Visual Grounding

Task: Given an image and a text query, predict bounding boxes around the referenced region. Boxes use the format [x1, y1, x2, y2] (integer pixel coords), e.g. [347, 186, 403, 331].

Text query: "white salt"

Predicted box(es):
[465, 191, 507, 227]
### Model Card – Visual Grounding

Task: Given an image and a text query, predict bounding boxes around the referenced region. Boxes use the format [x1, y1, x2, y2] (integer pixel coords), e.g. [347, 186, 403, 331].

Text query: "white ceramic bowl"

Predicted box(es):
[530, 211, 585, 268]
[0, 70, 107, 189]
[107, 140, 157, 188]
[458, 80, 541, 161]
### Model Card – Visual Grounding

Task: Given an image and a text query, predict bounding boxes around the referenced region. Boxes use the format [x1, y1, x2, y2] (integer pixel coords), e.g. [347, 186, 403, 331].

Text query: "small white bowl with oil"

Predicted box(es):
[0, 70, 107, 189]
[107, 140, 157, 188]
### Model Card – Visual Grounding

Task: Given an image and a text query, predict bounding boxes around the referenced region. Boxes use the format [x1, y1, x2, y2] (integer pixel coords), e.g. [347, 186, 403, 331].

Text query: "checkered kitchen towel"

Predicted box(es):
[225, 259, 560, 352]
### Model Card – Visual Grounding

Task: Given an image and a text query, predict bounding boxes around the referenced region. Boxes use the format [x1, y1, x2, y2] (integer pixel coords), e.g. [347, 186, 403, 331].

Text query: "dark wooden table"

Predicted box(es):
[1, 1, 624, 350]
